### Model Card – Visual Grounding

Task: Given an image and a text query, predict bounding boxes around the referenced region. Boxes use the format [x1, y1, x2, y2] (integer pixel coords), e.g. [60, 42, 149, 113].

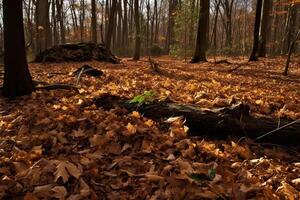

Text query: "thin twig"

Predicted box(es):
[76, 67, 85, 85]
[255, 119, 300, 141]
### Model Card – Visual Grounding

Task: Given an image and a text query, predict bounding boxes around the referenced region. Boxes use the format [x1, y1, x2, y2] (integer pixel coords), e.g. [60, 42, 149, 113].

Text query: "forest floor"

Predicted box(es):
[0, 56, 300, 199]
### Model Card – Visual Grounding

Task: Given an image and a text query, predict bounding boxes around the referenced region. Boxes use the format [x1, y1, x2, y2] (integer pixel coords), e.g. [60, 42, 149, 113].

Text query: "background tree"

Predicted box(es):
[249, 0, 263, 61]
[35, 0, 51, 55]
[191, 0, 210, 63]
[133, 0, 141, 60]
[91, 0, 97, 43]
[258, 0, 273, 57]
[106, 0, 117, 49]
[2, 0, 33, 97]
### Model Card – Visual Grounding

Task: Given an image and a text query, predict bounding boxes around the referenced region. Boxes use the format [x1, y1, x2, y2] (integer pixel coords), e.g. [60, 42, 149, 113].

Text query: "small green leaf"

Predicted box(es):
[208, 169, 216, 180]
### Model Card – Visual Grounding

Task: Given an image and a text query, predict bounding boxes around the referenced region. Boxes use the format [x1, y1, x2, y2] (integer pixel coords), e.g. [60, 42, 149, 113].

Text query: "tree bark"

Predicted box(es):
[191, 0, 210, 63]
[284, 28, 300, 75]
[91, 0, 97, 43]
[2, 0, 34, 97]
[249, 0, 263, 61]
[106, 0, 117, 49]
[133, 0, 141, 60]
[122, 0, 129, 46]
[52, 0, 59, 45]
[80, 0, 86, 43]
[35, 0, 51, 54]
[166, 0, 178, 53]
[258, 0, 273, 57]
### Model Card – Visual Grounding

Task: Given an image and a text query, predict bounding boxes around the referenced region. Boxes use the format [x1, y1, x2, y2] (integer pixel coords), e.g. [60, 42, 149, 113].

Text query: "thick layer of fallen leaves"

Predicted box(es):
[0, 57, 299, 199]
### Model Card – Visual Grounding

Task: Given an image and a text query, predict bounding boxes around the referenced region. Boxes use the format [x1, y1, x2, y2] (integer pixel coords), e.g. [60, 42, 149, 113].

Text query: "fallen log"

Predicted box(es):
[35, 43, 120, 64]
[35, 84, 79, 92]
[93, 95, 300, 145]
[72, 65, 104, 77]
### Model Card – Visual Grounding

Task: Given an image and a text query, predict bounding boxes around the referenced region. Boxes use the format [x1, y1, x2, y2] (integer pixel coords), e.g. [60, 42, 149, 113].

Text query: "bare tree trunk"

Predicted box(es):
[91, 0, 97, 43]
[189, 0, 196, 48]
[80, 0, 86, 43]
[146, 0, 150, 55]
[2, 0, 34, 97]
[284, 26, 300, 75]
[212, 0, 221, 51]
[271, 0, 279, 55]
[249, 0, 263, 61]
[56, 0, 66, 44]
[52, 0, 59, 45]
[220, 0, 234, 48]
[106, 0, 117, 49]
[35, 0, 51, 54]
[191, 0, 210, 63]
[116, 0, 123, 48]
[258, 0, 273, 57]
[166, 0, 178, 53]
[133, 0, 141, 60]
[122, 0, 128, 46]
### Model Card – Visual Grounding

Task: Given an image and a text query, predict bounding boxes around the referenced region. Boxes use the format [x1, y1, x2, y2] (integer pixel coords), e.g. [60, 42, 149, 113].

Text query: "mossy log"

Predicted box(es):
[93, 95, 300, 145]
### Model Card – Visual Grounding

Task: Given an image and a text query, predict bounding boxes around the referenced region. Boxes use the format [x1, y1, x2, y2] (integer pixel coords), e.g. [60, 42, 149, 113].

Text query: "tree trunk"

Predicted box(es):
[191, 0, 210, 63]
[122, 0, 129, 47]
[35, 0, 51, 54]
[166, 0, 178, 53]
[212, 0, 221, 51]
[2, 0, 34, 97]
[133, 0, 141, 60]
[52, 0, 59, 45]
[106, 0, 117, 49]
[249, 0, 263, 61]
[91, 0, 97, 43]
[220, 0, 234, 48]
[80, 0, 86, 43]
[189, 0, 196, 48]
[284, 27, 300, 75]
[258, 0, 273, 57]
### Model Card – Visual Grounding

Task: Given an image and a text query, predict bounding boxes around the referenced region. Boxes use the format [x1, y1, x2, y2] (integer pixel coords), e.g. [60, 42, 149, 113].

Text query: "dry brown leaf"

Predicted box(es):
[51, 186, 68, 200]
[54, 161, 82, 183]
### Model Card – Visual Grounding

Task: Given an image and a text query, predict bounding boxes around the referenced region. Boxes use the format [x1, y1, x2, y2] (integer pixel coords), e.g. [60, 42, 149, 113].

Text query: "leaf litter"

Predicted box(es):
[0, 56, 299, 199]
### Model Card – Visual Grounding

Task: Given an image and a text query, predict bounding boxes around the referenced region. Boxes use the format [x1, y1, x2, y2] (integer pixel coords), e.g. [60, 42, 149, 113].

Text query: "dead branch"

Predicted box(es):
[35, 84, 79, 92]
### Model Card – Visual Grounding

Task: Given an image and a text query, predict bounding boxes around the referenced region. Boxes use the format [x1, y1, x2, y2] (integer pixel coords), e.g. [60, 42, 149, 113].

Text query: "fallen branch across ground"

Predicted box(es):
[93, 95, 300, 145]
[35, 84, 79, 92]
[228, 63, 246, 73]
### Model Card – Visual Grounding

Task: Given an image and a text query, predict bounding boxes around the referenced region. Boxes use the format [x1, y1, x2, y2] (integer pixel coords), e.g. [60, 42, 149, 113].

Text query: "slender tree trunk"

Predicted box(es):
[189, 0, 196, 48]
[122, 0, 128, 46]
[133, 0, 141, 60]
[154, 0, 159, 44]
[166, 0, 178, 53]
[249, 0, 263, 61]
[146, 0, 150, 55]
[116, 0, 122, 48]
[52, 0, 59, 45]
[91, 0, 97, 43]
[272, 0, 279, 55]
[212, 0, 221, 51]
[2, 0, 34, 97]
[80, 0, 86, 43]
[35, 0, 51, 54]
[106, 0, 117, 49]
[258, 0, 273, 57]
[284, 28, 300, 75]
[191, 0, 210, 63]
